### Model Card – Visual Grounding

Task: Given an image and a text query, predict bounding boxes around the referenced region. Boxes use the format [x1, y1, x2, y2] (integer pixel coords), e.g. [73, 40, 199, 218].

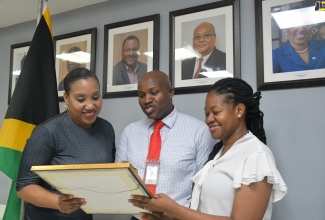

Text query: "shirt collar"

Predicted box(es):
[199, 49, 214, 62]
[124, 63, 139, 73]
[145, 107, 177, 129]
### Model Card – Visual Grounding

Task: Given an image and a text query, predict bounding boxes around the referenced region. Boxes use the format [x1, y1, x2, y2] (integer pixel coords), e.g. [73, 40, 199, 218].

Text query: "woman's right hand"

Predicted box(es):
[58, 194, 86, 214]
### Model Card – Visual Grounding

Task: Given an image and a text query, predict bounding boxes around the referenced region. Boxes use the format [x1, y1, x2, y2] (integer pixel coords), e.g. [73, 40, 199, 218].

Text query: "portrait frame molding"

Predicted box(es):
[103, 14, 160, 99]
[54, 28, 97, 101]
[255, 0, 325, 90]
[169, 0, 240, 94]
[8, 41, 31, 105]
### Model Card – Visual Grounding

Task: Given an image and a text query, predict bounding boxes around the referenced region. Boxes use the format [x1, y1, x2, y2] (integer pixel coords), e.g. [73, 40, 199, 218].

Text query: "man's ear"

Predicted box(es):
[169, 87, 175, 99]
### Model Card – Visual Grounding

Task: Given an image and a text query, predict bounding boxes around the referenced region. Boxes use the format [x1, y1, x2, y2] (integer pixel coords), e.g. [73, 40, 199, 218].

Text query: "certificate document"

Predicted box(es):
[31, 163, 152, 214]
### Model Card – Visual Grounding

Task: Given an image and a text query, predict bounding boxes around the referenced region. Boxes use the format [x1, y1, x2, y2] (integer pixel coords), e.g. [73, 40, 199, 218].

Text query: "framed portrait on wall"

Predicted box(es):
[103, 14, 160, 98]
[255, 0, 325, 90]
[54, 28, 97, 100]
[8, 42, 31, 104]
[169, 0, 240, 94]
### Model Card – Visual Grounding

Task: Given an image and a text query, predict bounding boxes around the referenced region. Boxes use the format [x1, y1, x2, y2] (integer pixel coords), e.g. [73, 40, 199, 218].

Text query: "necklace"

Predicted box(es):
[294, 46, 309, 54]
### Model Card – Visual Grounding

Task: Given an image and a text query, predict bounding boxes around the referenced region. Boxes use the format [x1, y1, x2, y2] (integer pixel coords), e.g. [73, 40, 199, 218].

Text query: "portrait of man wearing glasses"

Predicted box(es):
[181, 22, 226, 80]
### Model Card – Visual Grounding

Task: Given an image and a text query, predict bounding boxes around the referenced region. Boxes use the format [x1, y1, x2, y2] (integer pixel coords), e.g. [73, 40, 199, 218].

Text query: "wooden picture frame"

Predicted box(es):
[255, 0, 325, 90]
[31, 163, 152, 214]
[54, 28, 97, 100]
[169, 0, 240, 94]
[8, 42, 30, 105]
[103, 14, 160, 98]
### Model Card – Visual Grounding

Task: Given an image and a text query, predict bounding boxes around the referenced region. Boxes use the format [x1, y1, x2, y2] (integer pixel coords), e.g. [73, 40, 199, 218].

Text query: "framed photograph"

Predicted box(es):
[31, 163, 152, 214]
[255, 0, 325, 90]
[169, 0, 240, 94]
[54, 28, 97, 100]
[103, 14, 160, 98]
[8, 42, 31, 104]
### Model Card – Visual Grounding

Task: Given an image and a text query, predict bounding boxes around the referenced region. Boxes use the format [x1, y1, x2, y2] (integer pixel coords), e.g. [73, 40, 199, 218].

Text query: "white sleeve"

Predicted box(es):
[233, 151, 288, 203]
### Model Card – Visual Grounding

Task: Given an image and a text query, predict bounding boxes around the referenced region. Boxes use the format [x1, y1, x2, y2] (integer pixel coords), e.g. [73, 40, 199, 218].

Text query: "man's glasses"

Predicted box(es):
[193, 33, 216, 41]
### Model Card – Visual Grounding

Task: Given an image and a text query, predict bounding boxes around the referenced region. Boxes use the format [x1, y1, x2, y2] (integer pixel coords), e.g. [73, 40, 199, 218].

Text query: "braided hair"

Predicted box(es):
[207, 78, 266, 161]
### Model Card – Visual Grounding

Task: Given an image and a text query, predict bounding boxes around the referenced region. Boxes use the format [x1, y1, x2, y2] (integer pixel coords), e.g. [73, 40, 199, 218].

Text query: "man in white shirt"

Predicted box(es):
[115, 70, 215, 220]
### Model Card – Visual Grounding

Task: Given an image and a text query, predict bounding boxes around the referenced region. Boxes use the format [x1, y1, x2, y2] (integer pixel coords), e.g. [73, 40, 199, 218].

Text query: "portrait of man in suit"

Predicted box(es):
[182, 22, 226, 80]
[113, 35, 147, 85]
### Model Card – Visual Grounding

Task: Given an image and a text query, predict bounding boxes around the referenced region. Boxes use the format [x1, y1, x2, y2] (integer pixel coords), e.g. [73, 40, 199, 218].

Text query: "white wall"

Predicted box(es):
[0, 0, 325, 219]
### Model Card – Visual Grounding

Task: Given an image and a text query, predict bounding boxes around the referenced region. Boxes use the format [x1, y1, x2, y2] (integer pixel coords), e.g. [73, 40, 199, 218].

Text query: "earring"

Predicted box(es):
[238, 115, 241, 118]
[64, 104, 69, 111]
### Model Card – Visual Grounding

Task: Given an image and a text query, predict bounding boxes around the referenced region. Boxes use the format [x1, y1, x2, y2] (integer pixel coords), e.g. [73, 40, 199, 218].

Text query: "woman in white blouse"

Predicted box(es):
[129, 78, 287, 220]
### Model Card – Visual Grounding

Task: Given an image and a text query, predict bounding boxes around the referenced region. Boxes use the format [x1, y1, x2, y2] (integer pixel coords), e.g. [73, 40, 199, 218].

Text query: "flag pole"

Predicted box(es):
[37, 0, 46, 24]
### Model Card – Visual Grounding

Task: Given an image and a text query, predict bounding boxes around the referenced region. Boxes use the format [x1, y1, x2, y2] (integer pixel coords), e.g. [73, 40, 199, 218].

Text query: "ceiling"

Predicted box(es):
[0, 0, 110, 29]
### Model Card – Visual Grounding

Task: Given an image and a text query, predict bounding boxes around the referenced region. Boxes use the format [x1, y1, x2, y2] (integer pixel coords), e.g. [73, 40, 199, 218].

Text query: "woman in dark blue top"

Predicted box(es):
[273, 24, 325, 73]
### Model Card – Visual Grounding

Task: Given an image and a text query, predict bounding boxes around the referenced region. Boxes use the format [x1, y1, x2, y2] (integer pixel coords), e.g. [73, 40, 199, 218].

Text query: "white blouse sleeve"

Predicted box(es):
[233, 151, 287, 203]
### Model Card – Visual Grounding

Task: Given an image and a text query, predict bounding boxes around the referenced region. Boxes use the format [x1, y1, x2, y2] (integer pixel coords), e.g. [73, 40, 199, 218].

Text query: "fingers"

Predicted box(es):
[58, 194, 86, 214]
[129, 195, 150, 209]
[129, 198, 146, 210]
[139, 211, 168, 220]
[58, 194, 73, 201]
[59, 194, 86, 204]
[153, 193, 162, 199]
[139, 212, 162, 220]
[150, 211, 167, 219]
[119, 161, 139, 172]
[59, 205, 82, 214]
[131, 195, 149, 201]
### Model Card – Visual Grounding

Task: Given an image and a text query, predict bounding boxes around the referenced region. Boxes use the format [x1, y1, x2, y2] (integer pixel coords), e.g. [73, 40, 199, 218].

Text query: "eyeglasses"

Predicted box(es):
[193, 33, 216, 41]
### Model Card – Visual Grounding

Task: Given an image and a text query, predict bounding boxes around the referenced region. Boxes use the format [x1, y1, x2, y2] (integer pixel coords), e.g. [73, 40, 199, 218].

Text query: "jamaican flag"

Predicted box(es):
[0, 3, 59, 220]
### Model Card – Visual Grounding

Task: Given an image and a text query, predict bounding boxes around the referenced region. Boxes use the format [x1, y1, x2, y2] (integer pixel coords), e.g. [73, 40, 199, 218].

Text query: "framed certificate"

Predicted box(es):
[31, 163, 152, 214]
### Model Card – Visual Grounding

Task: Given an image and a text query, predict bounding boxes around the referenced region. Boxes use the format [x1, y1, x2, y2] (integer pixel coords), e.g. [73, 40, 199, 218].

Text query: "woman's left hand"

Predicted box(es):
[58, 194, 86, 214]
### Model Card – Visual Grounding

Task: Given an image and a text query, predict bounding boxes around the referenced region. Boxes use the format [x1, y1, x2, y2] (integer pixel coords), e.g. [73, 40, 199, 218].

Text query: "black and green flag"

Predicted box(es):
[0, 3, 59, 219]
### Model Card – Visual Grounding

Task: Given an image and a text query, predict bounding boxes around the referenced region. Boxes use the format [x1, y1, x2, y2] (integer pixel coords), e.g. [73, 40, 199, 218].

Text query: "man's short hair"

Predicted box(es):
[68, 46, 81, 53]
[122, 35, 140, 48]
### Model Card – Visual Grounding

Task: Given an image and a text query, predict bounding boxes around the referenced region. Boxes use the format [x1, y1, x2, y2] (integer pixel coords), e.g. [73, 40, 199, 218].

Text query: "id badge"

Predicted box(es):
[144, 159, 160, 185]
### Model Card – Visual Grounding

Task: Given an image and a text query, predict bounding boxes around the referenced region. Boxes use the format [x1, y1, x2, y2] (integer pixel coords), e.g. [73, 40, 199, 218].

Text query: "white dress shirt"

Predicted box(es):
[116, 108, 215, 207]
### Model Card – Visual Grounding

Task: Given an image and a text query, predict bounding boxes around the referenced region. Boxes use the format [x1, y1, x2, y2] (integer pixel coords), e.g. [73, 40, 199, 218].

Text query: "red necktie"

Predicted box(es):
[146, 120, 164, 194]
[193, 57, 203, 79]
